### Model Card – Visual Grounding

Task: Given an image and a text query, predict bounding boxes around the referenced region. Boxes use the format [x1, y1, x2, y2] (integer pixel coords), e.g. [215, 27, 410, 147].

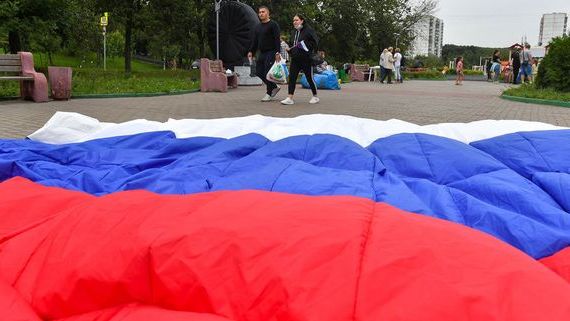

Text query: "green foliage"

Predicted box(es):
[445, 69, 484, 76]
[402, 70, 445, 80]
[0, 0, 72, 53]
[107, 31, 125, 58]
[0, 54, 198, 97]
[442, 44, 509, 68]
[1, 0, 437, 72]
[0, 82, 19, 98]
[412, 55, 444, 68]
[242, 0, 435, 63]
[536, 36, 570, 92]
[61, 0, 101, 58]
[72, 69, 199, 95]
[504, 83, 570, 102]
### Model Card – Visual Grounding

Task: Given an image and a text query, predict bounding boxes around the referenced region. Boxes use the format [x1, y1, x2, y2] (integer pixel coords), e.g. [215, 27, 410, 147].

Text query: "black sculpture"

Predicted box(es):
[208, 1, 259, 68]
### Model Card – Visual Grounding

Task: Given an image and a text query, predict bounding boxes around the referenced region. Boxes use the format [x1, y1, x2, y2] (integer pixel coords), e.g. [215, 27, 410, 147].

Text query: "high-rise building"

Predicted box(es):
[538, 13, 567, 46]
[411, 16, 444, 57]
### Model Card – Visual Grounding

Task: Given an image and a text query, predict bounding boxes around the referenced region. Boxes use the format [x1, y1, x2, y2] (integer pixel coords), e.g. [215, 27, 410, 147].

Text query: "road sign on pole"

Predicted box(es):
[100, 12, 109, 71]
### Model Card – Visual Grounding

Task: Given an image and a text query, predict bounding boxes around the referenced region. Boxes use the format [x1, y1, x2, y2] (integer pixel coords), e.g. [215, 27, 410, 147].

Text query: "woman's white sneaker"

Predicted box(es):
[309, 96, 320, 104]
[280, 97, 294, 105]
[261, 94, 272, 102]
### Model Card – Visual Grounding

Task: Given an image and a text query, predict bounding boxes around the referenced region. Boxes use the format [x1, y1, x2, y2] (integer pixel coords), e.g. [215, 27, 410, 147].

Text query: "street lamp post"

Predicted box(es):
[394, 33, 400, 48]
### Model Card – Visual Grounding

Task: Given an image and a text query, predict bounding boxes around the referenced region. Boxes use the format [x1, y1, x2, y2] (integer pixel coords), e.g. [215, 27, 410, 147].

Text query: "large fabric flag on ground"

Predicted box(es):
[3, 113, 570, 259]
[1, 112, 570, 320]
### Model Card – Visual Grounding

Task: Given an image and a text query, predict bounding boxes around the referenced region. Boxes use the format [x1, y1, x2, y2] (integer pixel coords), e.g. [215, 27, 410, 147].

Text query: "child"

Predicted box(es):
[530, 58, 539, 84]
[279, 35, 290, 63]
[455, 56, 464, 85]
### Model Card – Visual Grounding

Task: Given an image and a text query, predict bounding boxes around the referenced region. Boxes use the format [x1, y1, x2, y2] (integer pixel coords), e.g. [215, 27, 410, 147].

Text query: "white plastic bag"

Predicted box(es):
[266, 61, 288, 84]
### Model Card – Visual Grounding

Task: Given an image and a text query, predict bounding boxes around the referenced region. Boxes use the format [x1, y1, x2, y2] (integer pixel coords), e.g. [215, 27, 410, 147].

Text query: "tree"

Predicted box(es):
[63, 0, 101, 59]
[95, 0, 147, 74]
[442, 44, 508, 69]
[0, 0, 70, 56]
[143, 0, 197, 68]
[536, 36, 570, 92]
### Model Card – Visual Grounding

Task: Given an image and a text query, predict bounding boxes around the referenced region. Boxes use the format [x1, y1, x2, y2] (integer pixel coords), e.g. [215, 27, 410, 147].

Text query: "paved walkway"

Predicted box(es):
[1, 80, 570, 138]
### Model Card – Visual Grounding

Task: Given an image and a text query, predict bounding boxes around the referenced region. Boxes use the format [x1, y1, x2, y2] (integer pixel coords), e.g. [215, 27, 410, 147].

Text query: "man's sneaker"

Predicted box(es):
[261, 94, 272, 102]
[280, 97, 294, 105]
[270, 86, 281, 98]
[309, 96, 320, 104]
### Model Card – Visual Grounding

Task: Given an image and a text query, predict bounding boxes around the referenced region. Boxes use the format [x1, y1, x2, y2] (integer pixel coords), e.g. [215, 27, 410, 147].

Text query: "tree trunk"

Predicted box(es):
[8, 31, 22, 54]
[124, 8, 133, 75]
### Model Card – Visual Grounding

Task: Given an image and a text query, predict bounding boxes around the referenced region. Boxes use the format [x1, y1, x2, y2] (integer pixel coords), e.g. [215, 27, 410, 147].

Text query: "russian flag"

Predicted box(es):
[1, 112, 570, 320]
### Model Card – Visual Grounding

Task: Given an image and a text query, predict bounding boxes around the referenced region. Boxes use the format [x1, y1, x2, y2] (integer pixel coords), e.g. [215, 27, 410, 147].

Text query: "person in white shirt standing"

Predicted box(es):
[380, 47, 395, 84]
[379, 49, 387, 82]
[393, 48, 402, 83]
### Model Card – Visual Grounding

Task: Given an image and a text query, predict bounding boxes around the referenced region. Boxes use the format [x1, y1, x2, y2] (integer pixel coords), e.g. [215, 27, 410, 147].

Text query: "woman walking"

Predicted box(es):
[281, 14, 319, 105]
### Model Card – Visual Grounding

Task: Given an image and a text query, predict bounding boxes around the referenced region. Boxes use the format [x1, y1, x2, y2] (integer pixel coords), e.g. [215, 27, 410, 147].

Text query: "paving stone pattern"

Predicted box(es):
[1, 80, 570, 138]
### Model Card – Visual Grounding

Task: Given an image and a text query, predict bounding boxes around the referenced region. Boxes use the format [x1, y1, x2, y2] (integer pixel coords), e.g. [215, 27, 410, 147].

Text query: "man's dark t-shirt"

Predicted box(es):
[249, 20, 280, 54]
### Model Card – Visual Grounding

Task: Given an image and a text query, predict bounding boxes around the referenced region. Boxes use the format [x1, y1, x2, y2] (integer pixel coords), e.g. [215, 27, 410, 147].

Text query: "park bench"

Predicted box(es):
[349, 64, 371, 82]
[200, 58, 238, 93]
[0, 52, 48, 102]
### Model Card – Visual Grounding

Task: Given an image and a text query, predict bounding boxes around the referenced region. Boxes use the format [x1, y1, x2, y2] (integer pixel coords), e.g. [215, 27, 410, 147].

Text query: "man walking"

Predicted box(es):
[248, 6, 281, 102]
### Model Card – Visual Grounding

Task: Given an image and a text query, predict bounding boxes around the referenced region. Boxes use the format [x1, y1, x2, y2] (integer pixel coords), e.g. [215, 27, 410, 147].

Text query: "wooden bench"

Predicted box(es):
[0, 52, 48, 102]
[349, 64, 371, 82]
[200, 58, 238, 93]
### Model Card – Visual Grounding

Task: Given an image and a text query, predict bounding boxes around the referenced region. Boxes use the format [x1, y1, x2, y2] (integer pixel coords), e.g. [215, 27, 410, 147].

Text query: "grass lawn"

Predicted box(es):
[0, 53, 200, 97]
[503, 84, 570, 102]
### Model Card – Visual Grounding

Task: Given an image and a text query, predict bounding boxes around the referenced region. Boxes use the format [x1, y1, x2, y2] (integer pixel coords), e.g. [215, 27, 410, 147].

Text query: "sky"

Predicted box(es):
[434, 0, 570, 47]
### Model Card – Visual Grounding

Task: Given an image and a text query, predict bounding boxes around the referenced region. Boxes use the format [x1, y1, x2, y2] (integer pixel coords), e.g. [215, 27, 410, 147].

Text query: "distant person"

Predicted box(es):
[380, 47, 394, 84]
[511, 47, 521, 84]
[379, 48, 388, 82]
[247, 6, 282, 102]
[280, 14, 319, 105]
[315, 50, 328, 73]
[393, 48, 402, 83]
[280, 35, 290, 63]
[486, 58, 493, 81]
[455, 56, 464, 85]
[531, 58, 539, 84]
[399, 54, 406, 83]
[520, 43, 533, 83]
[491, 50, 501, 82]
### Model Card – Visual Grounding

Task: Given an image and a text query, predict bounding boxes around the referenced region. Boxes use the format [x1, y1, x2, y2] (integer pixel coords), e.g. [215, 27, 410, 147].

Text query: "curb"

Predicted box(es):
[71, 89, 200, 99]
[0, 96, 21, 101]
[501, 94, 570, 108]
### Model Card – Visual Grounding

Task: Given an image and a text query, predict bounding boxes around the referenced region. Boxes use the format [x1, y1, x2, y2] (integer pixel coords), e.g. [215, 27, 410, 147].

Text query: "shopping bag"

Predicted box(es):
[266, 61, 288, 84]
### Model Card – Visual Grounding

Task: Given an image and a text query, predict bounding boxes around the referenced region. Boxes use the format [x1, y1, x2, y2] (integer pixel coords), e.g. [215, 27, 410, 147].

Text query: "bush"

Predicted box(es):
[536, 36, 570, 92]
[504, 83, 570, 102]
[402, 70, 445, 80]
[446, 69, 484, 76]
[412, 55, 444, 68]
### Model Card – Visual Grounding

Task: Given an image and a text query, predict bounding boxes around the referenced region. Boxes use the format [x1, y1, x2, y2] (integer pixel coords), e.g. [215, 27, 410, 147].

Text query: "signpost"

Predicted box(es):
[215, 0, 222, 60]
[100, 12, 109, 71]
